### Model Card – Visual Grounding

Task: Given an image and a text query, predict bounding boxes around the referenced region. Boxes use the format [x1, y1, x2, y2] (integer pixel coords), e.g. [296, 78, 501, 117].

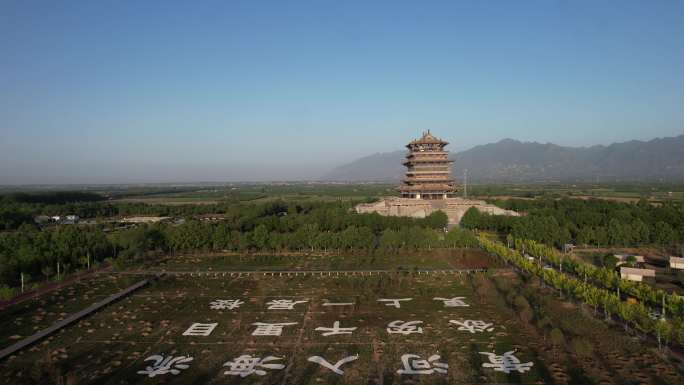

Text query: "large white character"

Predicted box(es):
[387, 320, 423, 335]
[378, 298, 412, 308]
[182, 322, 217, 336]
[223, 354, 285, 377]
[137, 355, 193, 377]
[480, 351, 534, 374]
[396, 354, 448, 375]
[266, 299, 308, 310]
[433, 297, 469, 307]
[322, 301, 354, 306]
[308, 355, 359, 375]
[251, 322, 297, 336]
[449, 319, 494, 333]
[210, 299, 244, 310]
[315, 321, 357, 336]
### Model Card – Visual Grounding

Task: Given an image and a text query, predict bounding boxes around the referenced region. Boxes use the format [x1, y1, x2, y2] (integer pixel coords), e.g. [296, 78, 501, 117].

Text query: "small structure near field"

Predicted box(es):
[669, 256, 684, 270]
[120, 216, 171, 224]
[614, 254, 645, 266]
[620, 267, 655, 282]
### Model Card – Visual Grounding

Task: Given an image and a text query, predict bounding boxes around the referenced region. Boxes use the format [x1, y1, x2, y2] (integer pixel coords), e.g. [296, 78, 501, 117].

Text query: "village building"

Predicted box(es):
[355, 131, 518, 225]
[119, 216, 171, 224]
[34, 215, 51, 225]
[669, 256, 684, 270]
[194, 213, 229, 222]
[620, 267, 656, 282]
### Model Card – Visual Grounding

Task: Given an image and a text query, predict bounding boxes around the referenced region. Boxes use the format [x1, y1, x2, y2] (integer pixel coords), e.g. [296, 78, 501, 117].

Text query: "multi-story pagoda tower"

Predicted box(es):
[399, 130, 458, 199]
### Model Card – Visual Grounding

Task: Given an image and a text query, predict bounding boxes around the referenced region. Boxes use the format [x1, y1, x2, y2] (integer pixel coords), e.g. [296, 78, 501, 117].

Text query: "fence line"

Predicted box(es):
[105, 268, 496, 278]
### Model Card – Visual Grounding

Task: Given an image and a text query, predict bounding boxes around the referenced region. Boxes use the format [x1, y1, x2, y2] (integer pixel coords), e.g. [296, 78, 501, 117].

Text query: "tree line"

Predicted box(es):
[461, 197, 684, 248]
[0, 200, 477, 294]
[508, 236, 684, 318]
[478, 235, 684, 348]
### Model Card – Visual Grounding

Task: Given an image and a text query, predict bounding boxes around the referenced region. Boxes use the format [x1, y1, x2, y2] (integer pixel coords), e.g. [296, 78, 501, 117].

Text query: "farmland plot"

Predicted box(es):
[1, 264, 682, 384]
[1, 272, 548, 385]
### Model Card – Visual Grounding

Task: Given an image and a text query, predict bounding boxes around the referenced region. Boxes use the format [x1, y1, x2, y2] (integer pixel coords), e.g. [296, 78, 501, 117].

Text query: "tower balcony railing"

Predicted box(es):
[404, 157, 452, 163]
[402, 179, 456, 184]
[405, 169, 450, 173]
[405, 152, 449, 157]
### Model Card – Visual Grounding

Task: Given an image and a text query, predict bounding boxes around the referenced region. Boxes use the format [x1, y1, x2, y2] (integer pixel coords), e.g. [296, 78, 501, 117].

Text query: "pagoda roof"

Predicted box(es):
[407, 130, 448, 146]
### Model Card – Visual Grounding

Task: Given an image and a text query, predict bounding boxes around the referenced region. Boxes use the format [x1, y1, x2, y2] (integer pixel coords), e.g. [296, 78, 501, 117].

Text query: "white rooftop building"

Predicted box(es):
[620, 267, 656, 282]
[669, 256, 684, 270]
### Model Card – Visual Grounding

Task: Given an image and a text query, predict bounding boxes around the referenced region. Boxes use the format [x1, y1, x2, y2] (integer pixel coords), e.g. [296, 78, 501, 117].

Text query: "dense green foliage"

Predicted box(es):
[113, 203, 458, 256]
[0, 224, 113, 289]
[1, 192, 105, 205]
[462, 198, 684, 247]
[0, 200, 476, 292]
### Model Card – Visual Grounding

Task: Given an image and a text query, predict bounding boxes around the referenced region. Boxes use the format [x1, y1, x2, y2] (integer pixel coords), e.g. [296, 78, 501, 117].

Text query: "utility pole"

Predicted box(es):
[20, 273, 24, 293]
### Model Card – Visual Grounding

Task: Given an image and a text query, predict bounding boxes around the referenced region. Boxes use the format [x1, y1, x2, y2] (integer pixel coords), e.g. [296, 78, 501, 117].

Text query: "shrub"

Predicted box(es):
[0, 284, 16, 300]
[550, 328, 565, 349]
[570, 337, 594, 358]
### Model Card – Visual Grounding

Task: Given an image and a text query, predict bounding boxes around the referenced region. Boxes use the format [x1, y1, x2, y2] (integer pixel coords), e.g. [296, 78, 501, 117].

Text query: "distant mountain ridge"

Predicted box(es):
[322, 135, 684, 182]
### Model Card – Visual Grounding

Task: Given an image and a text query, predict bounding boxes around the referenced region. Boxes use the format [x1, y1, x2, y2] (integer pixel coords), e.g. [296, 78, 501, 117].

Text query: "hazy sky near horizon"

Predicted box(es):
[1, 1, 683, 184]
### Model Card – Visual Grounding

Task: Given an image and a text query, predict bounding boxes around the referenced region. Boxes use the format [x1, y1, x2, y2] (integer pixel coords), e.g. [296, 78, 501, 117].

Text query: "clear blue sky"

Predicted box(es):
[1, 0, 683, 183]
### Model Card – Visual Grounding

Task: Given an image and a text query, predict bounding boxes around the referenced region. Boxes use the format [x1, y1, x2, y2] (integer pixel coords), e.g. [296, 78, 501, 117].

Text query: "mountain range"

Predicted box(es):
[322, 135, 684, 182]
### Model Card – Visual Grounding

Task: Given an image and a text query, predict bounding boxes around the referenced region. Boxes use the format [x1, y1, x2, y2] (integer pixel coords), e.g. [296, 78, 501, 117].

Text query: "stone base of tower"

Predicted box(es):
[355, 196, 519, 225]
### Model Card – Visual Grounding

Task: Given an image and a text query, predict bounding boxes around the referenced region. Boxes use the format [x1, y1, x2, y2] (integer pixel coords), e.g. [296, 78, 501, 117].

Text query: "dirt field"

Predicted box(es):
[1, 252, 682, 385]
[0, 273, 549, 384]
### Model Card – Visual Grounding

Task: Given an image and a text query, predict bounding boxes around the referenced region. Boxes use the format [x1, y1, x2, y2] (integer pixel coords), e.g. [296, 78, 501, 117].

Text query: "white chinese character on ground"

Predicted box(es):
[308, 355, 359, 375]
[377, 298, 412, 308]
[396, 354, 448, 375]
[137, 355, 193, 377]
[223, 354, 285, 377]
[449, 319, 494, 333]
[322, 301, 354, 306]
[266, 299, 308, 310]
[182, 322, 218, 336]
[210, 299, 244, 310]
[251, 322, 297, 336]
[315, 321, 357, 336]
[480, 351, 534, 374]
[433, 297, 469, 307]
[387, 320, 423, 335]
